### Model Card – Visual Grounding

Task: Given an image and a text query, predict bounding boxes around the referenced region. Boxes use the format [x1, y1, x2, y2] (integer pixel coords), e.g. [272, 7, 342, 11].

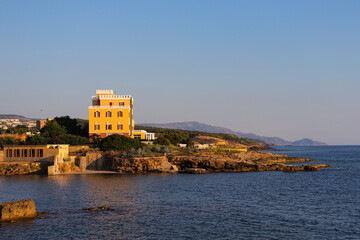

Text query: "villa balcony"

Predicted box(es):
[88, 106, 130, 109]
[92, 95, 132, 100]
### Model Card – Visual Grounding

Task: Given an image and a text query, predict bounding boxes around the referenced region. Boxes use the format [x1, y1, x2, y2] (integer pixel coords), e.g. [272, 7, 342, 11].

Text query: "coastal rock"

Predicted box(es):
[170, 165, 178, 171]
[0, 199, 37, 222]
[168, 152, 332, 173]
[82, 206, 112, 211]
[97, 151, 332, 175]
[181, 168, 207, 174]
[0, 162, 50, 176]
[107, 155, 178, 173]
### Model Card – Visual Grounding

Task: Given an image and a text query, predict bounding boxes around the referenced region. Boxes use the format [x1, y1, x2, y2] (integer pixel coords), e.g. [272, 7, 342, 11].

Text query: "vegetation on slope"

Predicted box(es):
[54, 116, 89, 137]
[99, 134, 143, 151]
[135, 125, 268, 147]
[25, 120, 90, 145]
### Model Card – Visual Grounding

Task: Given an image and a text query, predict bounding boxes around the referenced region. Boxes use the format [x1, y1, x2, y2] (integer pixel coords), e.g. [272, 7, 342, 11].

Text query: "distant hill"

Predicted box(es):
[0, 114, 38, 122]
[139, 121, 327, 146]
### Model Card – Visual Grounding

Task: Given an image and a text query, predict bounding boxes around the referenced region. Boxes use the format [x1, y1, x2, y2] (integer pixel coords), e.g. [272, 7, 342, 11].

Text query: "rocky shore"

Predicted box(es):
[168, 151, 332, 173]
[103, 150, 332, 174]
[0, 162, 50, 176]
[0, 151, 333, 176]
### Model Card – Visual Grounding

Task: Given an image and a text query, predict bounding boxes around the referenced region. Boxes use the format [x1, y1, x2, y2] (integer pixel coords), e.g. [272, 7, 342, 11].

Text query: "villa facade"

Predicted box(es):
[88, 90, 155, 140]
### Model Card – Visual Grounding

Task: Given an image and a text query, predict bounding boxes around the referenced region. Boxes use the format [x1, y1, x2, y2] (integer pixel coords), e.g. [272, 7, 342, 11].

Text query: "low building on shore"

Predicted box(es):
[2, 144, 69, 162]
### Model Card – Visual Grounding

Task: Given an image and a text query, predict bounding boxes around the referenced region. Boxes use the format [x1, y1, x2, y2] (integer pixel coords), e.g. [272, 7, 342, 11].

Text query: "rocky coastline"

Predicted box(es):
[0, 150, 333, 176]
[108, 151, 332, 174]
[0, 162, 51, 176]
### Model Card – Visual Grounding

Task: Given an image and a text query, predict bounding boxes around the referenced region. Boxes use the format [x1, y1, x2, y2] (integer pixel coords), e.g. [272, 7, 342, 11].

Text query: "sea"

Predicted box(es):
[0, 146, 359, 239]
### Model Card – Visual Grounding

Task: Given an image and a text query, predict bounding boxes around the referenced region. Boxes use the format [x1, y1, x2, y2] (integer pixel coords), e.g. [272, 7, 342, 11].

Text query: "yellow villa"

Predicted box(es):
[88, 90, 155, 140]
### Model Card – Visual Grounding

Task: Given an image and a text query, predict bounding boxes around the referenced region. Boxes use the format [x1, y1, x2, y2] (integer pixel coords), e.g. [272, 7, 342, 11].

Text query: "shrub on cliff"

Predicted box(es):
[54, 116, 89, 137]
[0, 136, 22, 147]
[153, 135, 172, 145]
[99, 134, 144, 151]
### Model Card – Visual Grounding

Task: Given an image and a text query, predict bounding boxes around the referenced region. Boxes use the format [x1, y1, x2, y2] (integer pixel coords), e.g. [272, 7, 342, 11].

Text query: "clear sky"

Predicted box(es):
[1, 0, 359, 145]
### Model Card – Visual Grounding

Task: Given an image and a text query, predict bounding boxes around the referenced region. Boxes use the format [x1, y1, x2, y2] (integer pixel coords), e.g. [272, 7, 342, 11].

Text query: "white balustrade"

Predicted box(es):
[88, 106, 130, 109]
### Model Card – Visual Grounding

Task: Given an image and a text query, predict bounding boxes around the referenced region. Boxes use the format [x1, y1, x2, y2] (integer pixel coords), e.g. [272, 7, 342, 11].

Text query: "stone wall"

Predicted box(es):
[83, 151, 105, 170]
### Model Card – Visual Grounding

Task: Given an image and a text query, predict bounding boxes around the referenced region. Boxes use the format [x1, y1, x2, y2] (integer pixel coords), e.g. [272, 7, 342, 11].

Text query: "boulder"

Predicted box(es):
[82, 206, 112, 211]
[182, 168, 207, 174]
[0, 199, 37, 222]
[170, 165, 178, 171]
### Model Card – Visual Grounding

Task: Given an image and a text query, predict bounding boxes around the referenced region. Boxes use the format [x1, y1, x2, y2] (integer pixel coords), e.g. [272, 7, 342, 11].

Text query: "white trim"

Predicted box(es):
[96, 90, 113, 95]
[92, 95, 132, 100]
[89, 106, 130, 109]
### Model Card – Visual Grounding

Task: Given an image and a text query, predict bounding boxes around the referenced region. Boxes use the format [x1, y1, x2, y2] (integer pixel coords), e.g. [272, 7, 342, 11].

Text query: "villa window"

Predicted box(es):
[110, 102, 113, 106]
[106, 110, 112, 117]
[118, 123, 123, 130]
[119, 102, 124, 106]
[31, 149, 35, 157]
[106, 123, 112, 130]
[24, 149, 28, 157]
[40, 149, 43, 157]
[94, 123, 100, 130]
[94, 111, 100, 118]
[118, 111, 123, 117]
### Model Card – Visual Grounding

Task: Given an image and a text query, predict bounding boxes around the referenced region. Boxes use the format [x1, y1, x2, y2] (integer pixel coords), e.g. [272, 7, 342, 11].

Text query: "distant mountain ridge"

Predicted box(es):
[139, 121, 327, 146]
[0, 114, 38, 122]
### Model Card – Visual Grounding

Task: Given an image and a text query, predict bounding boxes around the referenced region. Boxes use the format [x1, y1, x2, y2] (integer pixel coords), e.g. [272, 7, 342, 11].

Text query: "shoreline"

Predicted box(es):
[0, 150, 333, 176]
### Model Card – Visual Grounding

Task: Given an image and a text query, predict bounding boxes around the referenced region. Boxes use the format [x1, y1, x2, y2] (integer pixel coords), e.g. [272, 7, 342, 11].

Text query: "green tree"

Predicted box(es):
[153, 135, 171, 146]
[89, 134, 101, 144]
[54, 116, 88, 137]
[40, 120, 67, 144]
[99, 134, 144, 151]
[25, 134, 47, 145]
[0, 136, 21, 147]
[61, 135, 90, 145]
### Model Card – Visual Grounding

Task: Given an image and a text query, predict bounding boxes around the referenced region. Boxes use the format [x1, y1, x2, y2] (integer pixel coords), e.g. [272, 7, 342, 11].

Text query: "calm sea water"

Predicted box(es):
[0, 146, 359, 239]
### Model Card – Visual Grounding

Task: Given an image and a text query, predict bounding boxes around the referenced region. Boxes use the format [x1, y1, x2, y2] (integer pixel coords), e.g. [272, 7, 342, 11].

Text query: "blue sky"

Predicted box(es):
[1, 0, 359, 144]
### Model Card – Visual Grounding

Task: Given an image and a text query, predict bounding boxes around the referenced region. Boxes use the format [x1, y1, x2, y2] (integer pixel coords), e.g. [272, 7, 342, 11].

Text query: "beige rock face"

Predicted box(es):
[101, 151, 332, 174]
[107, 156, 178, 173]
[168, 151, 331, 173]
[0, 199, 37, 222]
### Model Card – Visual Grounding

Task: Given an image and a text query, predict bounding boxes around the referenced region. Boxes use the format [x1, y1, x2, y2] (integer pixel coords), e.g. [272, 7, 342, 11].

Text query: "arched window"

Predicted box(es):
[94, 111, 100, 118]
[118, 110, 123, 117]
[106, 110, 112, 117]
[94, 122, 100, 130]
[117, 122, 123, 130]
[106, 122, 112, 130]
